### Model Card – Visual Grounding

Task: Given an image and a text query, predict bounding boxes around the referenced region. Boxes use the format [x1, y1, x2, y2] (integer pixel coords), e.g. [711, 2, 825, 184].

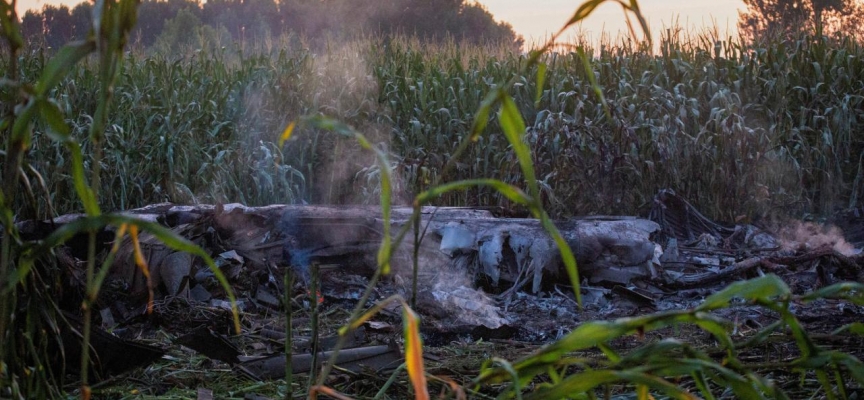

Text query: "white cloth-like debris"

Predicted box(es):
[431, 284, 507, 329]
[479, 232, 505, 285]
[439, 222, 476, 255]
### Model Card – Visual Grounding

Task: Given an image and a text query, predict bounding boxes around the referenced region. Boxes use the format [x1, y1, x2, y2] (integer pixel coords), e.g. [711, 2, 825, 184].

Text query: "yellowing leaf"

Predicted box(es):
[637, 385, 654, 400]
[403, 303, 429, 400]
[278, 121, 296, 147]
[310, 385, 355, 400]
[129, 225, 154, 313]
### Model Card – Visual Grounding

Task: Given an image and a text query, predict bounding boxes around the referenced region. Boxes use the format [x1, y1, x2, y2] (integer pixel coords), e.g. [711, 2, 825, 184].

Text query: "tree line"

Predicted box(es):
[739, 0, 864, 40]
[20, 0, 524, 51]
[19, 0, 864, 56]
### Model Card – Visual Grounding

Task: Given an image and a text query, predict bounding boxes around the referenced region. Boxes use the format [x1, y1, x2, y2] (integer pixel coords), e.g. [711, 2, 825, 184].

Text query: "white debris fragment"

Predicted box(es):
[509, 234, 532, 269]
[479, 232, 505, 285]
[431, 284, 507, 329]
[439, 222, 476, 255]
[528, 238, 555, 293]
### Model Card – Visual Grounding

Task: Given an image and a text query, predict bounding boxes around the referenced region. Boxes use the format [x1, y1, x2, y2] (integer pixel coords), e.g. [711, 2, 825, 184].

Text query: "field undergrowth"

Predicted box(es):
[7, 28, 864, 222]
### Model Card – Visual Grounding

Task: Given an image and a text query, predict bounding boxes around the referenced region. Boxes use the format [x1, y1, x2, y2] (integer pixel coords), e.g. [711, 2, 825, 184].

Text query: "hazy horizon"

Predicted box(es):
[15, 0, 745, 43]
[480, 0, 743, 43]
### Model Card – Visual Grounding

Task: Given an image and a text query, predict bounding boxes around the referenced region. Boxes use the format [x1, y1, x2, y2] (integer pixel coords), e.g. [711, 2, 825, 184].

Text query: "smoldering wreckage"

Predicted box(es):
[15, 190, 864, 389]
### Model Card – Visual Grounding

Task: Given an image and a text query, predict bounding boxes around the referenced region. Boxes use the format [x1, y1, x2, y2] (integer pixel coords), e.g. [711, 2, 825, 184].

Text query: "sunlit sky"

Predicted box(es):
[477, 0, 744, 44]
[15, 0, 745, 42]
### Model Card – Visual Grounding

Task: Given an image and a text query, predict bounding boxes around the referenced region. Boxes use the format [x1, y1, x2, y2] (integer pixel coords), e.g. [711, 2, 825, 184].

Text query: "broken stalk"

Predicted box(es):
[0, 6, 22, 375]
[373, 363, 406, 400]
[80, 230, 99, 397]
[308, 262, 320, 396]
[284, 269, 293, 400]
[314, 214, 416, 386]
[412, 213, 420, 309]
[411, 206, 437, 309]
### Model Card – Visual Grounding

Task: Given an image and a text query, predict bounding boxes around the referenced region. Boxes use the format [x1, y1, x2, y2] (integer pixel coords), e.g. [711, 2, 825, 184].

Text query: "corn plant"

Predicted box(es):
[286, 1, 864, 399]
[4, 0, 864, 397]
[477, 276, 864, 399]
[0, 1, 239, 398]
[372, 28, 864, 221]
[11, 24, 864, 221]
[283, 2, 650, 398]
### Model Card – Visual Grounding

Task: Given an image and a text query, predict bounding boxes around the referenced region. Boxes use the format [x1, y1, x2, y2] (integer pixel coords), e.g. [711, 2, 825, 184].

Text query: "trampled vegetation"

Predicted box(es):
[2, 0, 864, 398]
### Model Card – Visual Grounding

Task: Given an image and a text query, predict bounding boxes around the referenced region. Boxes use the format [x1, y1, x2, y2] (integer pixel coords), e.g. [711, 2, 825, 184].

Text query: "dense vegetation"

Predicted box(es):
[739, 0, 864, 40]
[3, 0, 864, 398]
[5, 29, 864, 222]
[20, 0, 523, 51]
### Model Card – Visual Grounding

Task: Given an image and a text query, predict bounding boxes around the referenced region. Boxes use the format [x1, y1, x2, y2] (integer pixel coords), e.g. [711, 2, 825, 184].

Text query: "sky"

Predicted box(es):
[15, 0, 746, 42]
[477, 0, 745, 44]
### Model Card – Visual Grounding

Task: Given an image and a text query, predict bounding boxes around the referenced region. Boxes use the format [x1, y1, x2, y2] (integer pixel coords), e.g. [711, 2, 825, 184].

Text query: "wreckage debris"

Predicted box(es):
[13, 190, 864, 384]
[650, 190, 863, 289]
[239, 344, 402, 379]
[55, 311, 166, 380]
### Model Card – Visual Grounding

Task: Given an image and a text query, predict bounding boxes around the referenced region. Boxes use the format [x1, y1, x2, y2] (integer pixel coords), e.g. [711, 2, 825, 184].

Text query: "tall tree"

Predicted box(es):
[20, 0, 522, 51]
[155, 7, 204, 52]
[739, 0, 863, 40]
[134, 0, 200, 47]
[41, 5, 73, 49]
[20, 10, 43, 45]
[364, 0, 522, 47]
[70, 2, 93, 40]
[203, 0, 243, 38]
[241, 0, 279, 41]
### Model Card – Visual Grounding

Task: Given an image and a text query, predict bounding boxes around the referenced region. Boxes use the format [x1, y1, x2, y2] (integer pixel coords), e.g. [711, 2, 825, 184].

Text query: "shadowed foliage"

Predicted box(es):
[739, 0, 864, 40]
[18, 0, 523, 51]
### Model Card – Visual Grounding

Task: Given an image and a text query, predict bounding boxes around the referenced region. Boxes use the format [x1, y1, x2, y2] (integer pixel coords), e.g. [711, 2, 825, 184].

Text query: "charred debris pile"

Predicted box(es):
[16, 190, 864, 388]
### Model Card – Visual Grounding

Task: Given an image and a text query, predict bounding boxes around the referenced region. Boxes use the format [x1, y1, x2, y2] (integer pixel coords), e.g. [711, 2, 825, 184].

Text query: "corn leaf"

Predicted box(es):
[34, 40, 96, 96]
[402, 303, 429, 400]
[416, 179, 531, 205]
[279, 121, 296, 147]
[696, 275, 790, 311]
[535, 62, 547, 107]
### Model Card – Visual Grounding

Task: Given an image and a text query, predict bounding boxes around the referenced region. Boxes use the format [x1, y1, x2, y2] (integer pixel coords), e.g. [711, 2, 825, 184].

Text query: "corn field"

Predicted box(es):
[3, 0, 864, 396]
[6, 30, 864, 222]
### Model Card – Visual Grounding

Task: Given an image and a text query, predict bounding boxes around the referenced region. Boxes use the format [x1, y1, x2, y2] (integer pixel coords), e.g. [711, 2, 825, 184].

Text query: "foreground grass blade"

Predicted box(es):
[415, 179, 532, 206]
[310, 385, 356, 400]
[696, 275, 790, 311]
[801, 282, 864, 305]
[402, 302, 429, 400]
[279, 121, 296, 147]
[0, 0, 24, 48]
[498, 93, 536, 198]
[34, 40, 96, 96]
[129, 225, 155, 313]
